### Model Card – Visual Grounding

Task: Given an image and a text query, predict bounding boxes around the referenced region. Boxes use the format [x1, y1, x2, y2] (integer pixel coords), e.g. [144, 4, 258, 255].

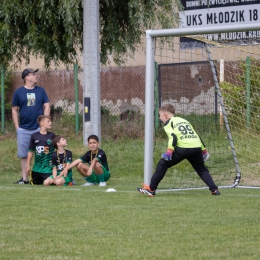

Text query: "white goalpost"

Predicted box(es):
[144, 23, 260, 190]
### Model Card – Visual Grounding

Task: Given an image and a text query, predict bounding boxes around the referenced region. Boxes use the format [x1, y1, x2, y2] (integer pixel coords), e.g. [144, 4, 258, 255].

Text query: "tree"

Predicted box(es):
[0, 0, 181, 68]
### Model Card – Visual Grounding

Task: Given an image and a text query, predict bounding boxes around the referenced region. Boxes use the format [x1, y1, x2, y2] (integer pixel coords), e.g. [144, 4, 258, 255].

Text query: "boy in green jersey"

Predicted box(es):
[26, 115, 55, 184]
[44, 135, 73, 186]
[61, 135, 110, 187]
[137, 104, 220, 197]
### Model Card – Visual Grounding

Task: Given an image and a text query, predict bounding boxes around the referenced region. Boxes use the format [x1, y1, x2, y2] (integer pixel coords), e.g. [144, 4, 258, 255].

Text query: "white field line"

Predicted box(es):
[0, 185, 260, 195]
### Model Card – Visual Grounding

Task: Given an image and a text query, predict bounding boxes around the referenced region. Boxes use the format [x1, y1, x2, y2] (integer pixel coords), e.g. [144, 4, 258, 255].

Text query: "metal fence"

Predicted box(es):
[1, 65, 146, 138]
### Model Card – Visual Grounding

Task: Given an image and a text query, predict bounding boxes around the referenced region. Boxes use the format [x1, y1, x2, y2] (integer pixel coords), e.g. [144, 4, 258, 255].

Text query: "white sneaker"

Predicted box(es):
[99, 182, 106, 187]
[81, 182, 94, 186]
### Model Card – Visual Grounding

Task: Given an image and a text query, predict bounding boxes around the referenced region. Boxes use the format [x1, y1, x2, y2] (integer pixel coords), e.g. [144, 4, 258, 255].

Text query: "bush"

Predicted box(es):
[102, 112, 145, 140]
[220, 58, 260, 131]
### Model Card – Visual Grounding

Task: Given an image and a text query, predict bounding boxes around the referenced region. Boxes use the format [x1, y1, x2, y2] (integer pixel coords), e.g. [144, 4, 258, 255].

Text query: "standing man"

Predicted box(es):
[12, 68, 50, 184]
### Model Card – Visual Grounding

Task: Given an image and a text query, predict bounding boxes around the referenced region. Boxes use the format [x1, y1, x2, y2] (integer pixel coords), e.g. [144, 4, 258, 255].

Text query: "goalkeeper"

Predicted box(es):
[137, 103, 220, 197]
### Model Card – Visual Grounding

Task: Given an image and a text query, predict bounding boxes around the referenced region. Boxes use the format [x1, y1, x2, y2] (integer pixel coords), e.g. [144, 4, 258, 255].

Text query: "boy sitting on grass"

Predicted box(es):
[44, 135, 73, 186]
[61, 134, 110, 187]
[26, 115, 55, 184]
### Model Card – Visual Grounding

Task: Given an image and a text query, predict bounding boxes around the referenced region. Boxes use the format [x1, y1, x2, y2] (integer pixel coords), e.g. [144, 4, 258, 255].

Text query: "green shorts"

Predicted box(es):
[84, 165, 110, 183]
[49, 175, 72, 185]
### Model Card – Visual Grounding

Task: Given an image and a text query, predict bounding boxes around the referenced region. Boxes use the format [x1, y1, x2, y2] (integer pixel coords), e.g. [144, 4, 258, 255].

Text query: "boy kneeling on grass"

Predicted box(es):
[44, 135, 73, 186]
[61, 135, 110, 187]
[137, 103, 220, 197]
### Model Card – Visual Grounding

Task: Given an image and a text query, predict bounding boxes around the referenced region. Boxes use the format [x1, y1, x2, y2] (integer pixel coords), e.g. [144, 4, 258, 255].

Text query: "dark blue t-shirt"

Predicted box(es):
[12, 86, 50, 130]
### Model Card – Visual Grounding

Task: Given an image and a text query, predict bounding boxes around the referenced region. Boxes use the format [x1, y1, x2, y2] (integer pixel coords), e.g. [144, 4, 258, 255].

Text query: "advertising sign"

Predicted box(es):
[179, 0, 260, 47]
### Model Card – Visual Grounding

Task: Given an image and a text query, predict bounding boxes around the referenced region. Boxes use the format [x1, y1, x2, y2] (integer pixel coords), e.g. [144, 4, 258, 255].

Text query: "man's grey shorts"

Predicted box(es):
[16, 127, 39, 158]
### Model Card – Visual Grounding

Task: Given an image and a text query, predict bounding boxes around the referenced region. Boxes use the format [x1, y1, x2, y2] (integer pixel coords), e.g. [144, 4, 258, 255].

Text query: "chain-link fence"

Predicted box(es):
[1, 65, 146, 139]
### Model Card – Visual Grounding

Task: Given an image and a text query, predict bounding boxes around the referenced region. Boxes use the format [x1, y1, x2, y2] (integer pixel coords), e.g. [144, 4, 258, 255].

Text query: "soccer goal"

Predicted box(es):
[144, 23, 260, 190]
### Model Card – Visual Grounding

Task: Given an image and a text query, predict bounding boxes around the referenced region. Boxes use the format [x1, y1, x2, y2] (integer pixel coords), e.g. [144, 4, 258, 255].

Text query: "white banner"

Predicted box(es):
[179, 4, 260, 27]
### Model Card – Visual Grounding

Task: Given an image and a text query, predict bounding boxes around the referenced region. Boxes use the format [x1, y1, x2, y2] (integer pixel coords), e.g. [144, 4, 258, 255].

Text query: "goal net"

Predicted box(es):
[144, 24, 260, 190]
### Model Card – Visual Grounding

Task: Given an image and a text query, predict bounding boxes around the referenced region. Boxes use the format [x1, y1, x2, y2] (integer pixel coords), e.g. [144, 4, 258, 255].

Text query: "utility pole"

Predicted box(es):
[83, 0, 101, 145]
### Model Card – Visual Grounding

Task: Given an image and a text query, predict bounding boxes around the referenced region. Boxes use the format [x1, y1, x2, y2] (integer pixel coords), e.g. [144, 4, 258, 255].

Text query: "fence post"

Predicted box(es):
[1, 66, 4, 134]
[74, 64, 79, 134]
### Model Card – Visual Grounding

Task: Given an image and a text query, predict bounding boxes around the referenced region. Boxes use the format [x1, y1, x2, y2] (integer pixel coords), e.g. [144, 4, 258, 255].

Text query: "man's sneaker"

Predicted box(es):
[13, 178, 29, 184]
[211, 190, 221, 195]
[81, 182, 94, 186]
[203, 151, 210, 162]
[71, 179, 76, 185]
[137, 183, 156, 197]
[99, 182, 106, 187]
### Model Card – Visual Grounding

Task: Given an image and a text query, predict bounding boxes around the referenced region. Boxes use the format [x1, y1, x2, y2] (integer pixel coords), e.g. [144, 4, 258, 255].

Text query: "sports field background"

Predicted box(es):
[1, 133, 260, 259]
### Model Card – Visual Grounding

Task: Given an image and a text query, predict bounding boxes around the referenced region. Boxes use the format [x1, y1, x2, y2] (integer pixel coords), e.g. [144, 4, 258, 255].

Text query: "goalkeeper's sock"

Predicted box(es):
[97, 173, 105, 182]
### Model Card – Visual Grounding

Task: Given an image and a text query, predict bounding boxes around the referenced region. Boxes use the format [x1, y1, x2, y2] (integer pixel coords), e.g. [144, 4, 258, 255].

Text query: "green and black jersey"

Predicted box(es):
[51, 149, 73, 180]
[80, 149, 109, 172]
[164, 117, 206, 151]
[28, 131, 55, 174]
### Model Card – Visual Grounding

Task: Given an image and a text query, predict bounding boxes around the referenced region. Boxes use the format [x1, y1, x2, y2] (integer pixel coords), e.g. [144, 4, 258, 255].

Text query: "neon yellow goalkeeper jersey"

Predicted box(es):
[164, 117, 206, 150]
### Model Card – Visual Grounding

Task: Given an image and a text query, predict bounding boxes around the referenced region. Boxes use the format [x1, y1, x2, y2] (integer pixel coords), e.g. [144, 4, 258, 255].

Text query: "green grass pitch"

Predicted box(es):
[0, 134, 260, 259]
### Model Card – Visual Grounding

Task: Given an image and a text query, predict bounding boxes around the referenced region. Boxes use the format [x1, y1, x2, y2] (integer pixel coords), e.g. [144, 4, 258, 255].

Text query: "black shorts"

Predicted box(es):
[31, 171, 52, 185]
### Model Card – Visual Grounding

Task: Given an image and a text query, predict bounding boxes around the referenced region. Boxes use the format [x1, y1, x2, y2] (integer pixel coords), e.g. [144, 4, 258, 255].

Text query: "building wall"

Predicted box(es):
[10, 61, 235, 116]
